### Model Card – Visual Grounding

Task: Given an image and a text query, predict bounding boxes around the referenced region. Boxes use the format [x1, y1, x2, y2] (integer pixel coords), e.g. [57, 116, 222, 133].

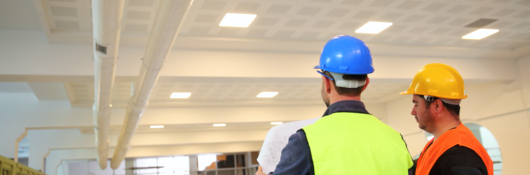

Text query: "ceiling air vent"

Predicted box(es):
[95, 43, 107, 55]
[465, 18, 498, 28]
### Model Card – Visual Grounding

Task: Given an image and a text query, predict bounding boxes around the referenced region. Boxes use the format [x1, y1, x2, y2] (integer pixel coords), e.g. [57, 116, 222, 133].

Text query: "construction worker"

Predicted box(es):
[256, 35, 413, 175]
[400, 63, 494, 175]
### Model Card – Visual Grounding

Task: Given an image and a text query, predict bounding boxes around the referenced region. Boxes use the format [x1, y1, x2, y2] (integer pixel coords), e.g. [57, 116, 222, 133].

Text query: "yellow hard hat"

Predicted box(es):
[400, 63, 467, 99]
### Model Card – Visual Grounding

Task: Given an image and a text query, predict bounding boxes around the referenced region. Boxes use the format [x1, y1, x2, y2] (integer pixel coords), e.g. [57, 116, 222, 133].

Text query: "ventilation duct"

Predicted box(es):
[110, 0, 194, 169]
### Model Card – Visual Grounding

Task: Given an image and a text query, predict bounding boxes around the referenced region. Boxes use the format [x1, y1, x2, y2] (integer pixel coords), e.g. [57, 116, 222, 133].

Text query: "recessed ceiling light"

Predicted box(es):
[462, 29, 499, 40]
[219, 13, 257, 27]
[257, 92, 278, 98]
[355, 21, 393, 34]
[213, 123, 226, 127]
[170, 92, 191, 99]
[271, 122, 283, 125]
[150, 125, 164, 129]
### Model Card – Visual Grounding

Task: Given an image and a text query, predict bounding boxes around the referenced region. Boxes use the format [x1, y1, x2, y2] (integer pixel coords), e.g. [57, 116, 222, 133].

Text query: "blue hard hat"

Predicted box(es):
[313, 35, 374, 75]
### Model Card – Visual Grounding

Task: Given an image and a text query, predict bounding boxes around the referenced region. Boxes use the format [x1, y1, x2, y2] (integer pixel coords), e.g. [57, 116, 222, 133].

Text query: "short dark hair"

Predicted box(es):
[419, 95, 460, 117]
[323, 71, 367, 96]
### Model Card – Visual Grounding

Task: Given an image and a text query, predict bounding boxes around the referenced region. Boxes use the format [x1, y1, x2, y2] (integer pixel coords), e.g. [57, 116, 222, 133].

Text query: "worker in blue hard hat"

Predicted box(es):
[256, 35, 413, 175]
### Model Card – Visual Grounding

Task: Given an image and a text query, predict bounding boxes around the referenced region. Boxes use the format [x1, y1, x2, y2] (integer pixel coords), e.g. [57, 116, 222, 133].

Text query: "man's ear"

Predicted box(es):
[361, 76, 370, 93]
[434, 99, 444, 114]
[323, 76, 332, 94]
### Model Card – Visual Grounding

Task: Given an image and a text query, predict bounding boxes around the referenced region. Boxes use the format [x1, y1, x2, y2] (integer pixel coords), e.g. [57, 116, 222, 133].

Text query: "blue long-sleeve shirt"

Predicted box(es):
[270, 100, 370, 175]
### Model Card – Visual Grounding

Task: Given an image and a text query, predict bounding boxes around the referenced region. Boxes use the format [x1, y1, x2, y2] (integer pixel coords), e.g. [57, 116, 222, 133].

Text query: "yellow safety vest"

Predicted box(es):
[304, 112, 413, 175]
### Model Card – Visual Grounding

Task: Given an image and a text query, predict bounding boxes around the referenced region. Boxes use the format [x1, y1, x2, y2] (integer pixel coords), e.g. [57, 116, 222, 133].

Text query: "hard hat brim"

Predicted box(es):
[399, 90, 468, 99]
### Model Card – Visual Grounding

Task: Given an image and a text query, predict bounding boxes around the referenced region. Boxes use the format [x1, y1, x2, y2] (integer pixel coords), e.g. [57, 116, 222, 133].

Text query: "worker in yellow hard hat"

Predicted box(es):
[400, 63, 493, 175]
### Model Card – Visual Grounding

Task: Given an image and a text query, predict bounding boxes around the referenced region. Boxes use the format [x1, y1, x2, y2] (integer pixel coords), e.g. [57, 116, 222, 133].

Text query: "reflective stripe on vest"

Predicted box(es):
[415, 123, 494, 175]
[303, 112, 413, 175]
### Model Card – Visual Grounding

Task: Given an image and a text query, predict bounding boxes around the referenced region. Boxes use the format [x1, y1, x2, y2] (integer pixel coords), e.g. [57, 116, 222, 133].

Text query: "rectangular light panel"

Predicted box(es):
[150, 125, 164, 129]
[219, 13, 257, 27]
[462, 29, 499, 40]
[257, 92, 278, 98]
[355, 22, 393, 34]
[213, 123, 226, 127]
[271, 122, 283, 125]
[170, 92, 191, 99]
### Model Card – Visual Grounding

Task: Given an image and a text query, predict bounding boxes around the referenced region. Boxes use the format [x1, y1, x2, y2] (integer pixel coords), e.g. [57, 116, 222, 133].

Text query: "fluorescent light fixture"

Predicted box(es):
[271, 122, 283, 125]
[213, 123, 226, 127]
[257, 92, 278, 98]
[150, 125, 164, 129]
[219, 13, 257, 27]
[170, 92, 191, 99]
[355, 21, 393, 34]
[462, 29, 499, 40]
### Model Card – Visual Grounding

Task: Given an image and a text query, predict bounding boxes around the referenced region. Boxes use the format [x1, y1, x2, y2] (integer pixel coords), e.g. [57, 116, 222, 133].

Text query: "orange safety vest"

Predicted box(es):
[415, 123, 493, 175]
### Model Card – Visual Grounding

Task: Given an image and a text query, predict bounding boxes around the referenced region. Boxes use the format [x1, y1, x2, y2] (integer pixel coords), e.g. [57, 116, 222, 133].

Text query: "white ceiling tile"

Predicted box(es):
[429, 28, 452, 35]
[266, 4, 292, 14]
[325, 8, 350, 18]
[351, 10, 377, 19]
[125, 24, 147, 32]
[447, 18, 473, 26]
[255, 18, 280, 26]
[407, 26, 430, 34]
[516, 0, 530, 5]
[421, 2, 449, 12]
[446, 4, 472, 13]
[426, 16, 450, 24]
[368, 0, 397, 8]
[285, 19, 308, 27]
[127, 11, 151, 20]
[396, 1, 423, 10]
[513, 10, 530, 18]
[194, 14, 218, 23]
[273, 30, 296, 38]
[55, 20, 79, 29]
[218, 28, 241, 35]
[469, 7, 495, 15]
[50, 6, 78, 17]
[297, 6, 323, 16]
[340, 0, 365, 5]
[390, 36, 414, 43]
[201, 1, 227, 11]
[311, 0, 333, 3]
[234, 2, 261, 13]
[188, 26, 211, 35]
[337, 22, 361, 30]
[246, 29, 269, 37]
[491, 9, 518, 17]
[299, 31, 322, 39]
[129, 0, 155, 7]
[376, 12, 403, 21]
[402, 14, 426, 23]
[312, 21, 335, 29]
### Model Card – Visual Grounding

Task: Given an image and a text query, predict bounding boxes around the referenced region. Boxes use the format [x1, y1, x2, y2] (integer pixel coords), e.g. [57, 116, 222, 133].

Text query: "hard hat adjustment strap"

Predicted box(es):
[316, 70, 334, 81]
[329, 72, 366, 88]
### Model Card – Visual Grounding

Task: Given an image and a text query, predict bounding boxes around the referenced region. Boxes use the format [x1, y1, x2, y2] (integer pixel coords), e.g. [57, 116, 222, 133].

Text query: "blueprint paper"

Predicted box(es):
[257, 117, 320, 174]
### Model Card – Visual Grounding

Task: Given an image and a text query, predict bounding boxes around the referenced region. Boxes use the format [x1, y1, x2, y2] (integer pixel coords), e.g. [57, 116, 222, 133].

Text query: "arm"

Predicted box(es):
[432, 146, 488, 175]
[268, 130, 314, 175]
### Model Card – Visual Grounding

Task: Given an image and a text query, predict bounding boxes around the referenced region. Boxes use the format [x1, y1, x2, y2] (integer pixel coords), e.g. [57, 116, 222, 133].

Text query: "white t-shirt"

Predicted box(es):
[257, 117, 320, 174]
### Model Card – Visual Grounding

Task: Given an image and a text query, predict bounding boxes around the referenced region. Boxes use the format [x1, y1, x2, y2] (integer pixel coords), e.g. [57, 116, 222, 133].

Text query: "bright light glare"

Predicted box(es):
[213, 123, 226, 127]
[271, 122, 283, 125]
[170, 92, 191, 99]
[197, 155, 217, 171]
[257, 92, 278, 98]
[150, 125, 164, 129]
[219, 13, 257, 27]
[355, 22, 393, 34]
[462, 29, 499, 40]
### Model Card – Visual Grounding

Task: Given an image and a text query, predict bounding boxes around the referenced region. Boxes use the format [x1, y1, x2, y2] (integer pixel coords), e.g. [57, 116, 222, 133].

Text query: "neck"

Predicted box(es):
[432, 116, 461, 140]
[329, 95, 361, 105]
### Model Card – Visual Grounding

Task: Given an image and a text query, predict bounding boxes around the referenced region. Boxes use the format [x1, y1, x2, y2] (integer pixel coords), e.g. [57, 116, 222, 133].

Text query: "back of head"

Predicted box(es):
[315, 35, 374, 96]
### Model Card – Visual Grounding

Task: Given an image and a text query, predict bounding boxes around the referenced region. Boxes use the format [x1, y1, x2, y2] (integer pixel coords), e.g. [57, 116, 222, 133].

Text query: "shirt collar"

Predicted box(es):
[322, 100, 370, 117]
